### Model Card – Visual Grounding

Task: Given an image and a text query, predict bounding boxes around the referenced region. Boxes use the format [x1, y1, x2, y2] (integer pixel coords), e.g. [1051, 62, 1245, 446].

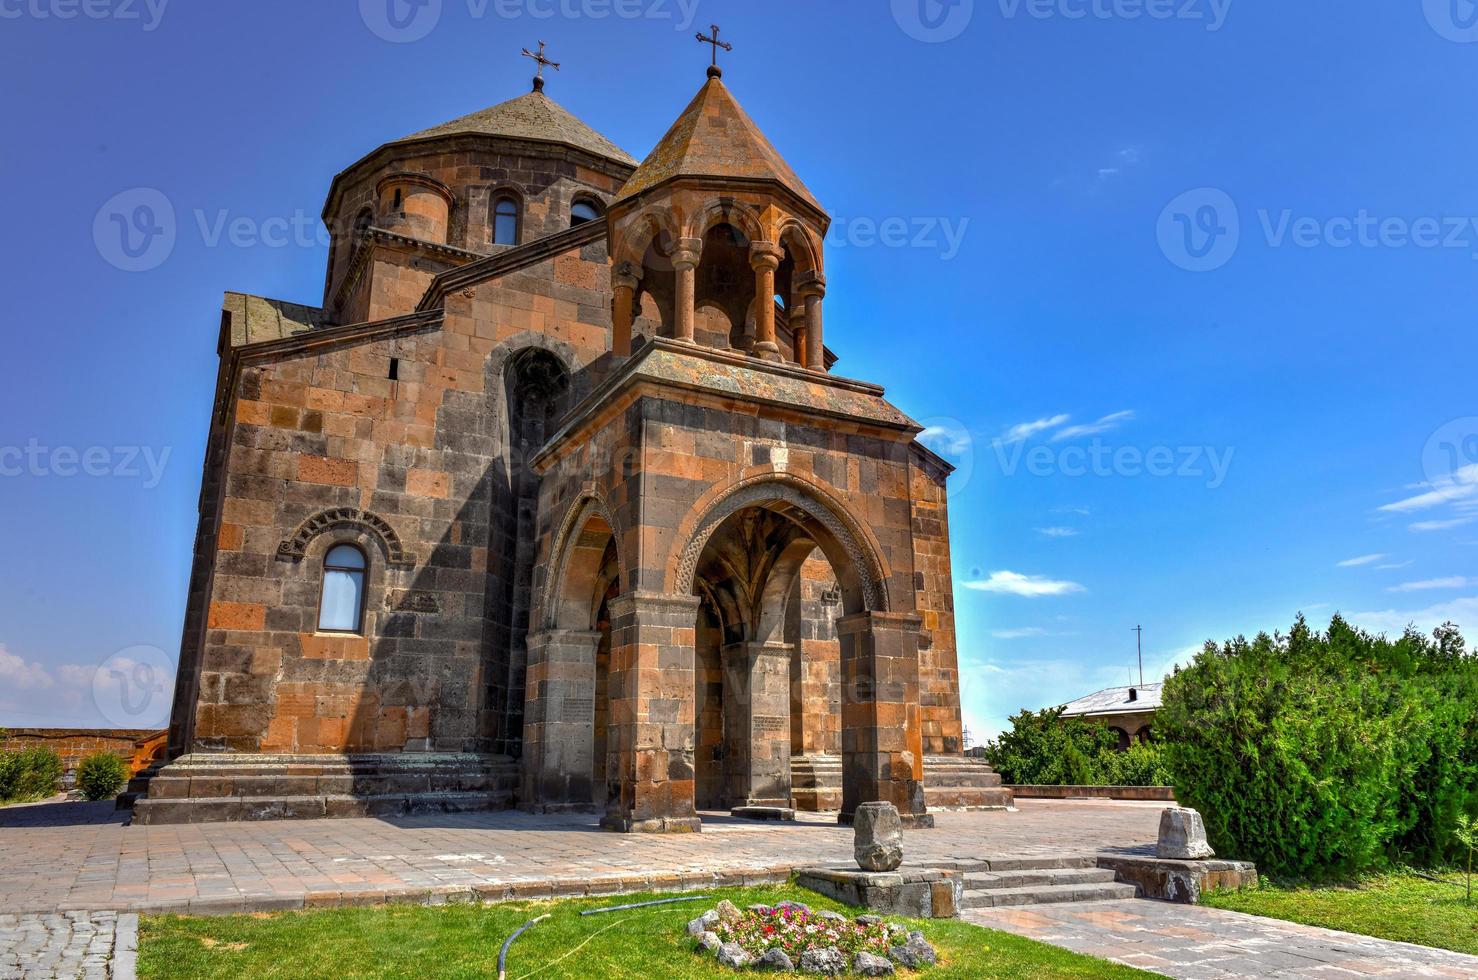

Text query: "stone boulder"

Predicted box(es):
[854, 950, 896, 976]
[754, 948, 795, 971]
[889, 932, 937, 968]
[717, 942, 752, 968]
[1156, 807, 1215, 860]
[697, 931, 721, 953]
[853, 802, 904, 872]
[798, 946, 848, 975]
[715, 899, 743, 924]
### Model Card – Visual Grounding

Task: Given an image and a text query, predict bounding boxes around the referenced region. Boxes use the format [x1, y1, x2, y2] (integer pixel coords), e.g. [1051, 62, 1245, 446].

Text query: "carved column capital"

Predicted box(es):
[667, 237, 704, 270]
[612, 261, 642, 292]
[796, 270, 827, 299]
[749, 241, 784, 272]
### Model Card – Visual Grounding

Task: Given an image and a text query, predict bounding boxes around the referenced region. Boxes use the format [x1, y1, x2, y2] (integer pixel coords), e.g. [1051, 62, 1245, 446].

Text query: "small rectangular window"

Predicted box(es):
[388, 357, 399, 381]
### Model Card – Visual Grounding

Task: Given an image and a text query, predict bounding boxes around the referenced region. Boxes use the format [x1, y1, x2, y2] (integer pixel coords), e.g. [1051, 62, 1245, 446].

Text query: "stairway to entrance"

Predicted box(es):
[955, 856, 1138, 908]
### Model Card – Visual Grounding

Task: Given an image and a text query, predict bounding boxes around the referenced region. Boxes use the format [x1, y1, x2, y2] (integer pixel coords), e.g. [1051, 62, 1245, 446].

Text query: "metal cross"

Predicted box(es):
[695, 23, 732, 69]
[521, 41, 560, 82]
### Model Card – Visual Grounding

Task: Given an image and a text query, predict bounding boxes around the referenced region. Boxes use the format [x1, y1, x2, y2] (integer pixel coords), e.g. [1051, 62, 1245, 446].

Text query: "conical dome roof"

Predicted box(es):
[616, 76, 821, 212]
[393, 87, 637, 166]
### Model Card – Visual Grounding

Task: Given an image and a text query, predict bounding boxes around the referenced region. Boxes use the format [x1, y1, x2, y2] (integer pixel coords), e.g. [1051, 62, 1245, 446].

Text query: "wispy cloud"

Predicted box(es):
[1378, 466, 1478, 513]
[918, 423, 972, 456]
[1388, 577, 1470, 593]
[1411, 516, 1478, 532]
[999, 414, 1070, 444]
[963, 571, 1086, 598]
[1337, 554, 1387, 568]
[990, 627, 1050, 640]
[1052, 410, 1136, 442]
[1035, 527, 1079, 539]
[1375, 560, 1414, 570]
[0, 644, 55, 690]
[1346, 594, 1478, 638]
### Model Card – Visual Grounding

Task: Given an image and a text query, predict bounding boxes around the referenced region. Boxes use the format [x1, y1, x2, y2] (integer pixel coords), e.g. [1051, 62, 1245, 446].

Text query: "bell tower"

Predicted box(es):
[605, 51, 829, 368]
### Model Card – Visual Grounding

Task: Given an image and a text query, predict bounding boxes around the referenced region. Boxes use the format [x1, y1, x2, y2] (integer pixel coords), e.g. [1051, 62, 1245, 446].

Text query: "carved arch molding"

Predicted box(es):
[676, 480, 887, 613]
[275, 507, 415, 567]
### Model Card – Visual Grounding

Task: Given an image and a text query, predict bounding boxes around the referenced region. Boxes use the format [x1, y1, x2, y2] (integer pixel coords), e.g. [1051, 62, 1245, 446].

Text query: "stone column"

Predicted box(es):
[789, 308, 809, 369]
[721, 641, 794, 810]
[602, 591, 703, 833]
[669, 238, 703, 343]
[797, 272, 826, 372]
[611, 263, 641, 357]
[750, 242, 785, 361]
[521, 629, 601, 811]
[837, 611, 932, 828]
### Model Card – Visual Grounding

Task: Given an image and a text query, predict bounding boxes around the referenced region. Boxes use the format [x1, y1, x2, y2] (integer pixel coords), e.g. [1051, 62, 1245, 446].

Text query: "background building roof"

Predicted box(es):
[1058, 682, 1164, 718]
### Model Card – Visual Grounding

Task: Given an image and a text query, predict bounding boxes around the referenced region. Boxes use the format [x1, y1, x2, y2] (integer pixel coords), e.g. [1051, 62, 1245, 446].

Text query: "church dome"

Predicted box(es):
[391, 87, 637, 167]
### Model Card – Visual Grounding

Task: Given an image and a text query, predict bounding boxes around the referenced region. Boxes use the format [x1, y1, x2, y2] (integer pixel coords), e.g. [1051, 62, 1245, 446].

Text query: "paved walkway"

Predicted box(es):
[0, 799, 1159, 915]
[0, 913, 135, 980]
[969, 899, 1478, 978]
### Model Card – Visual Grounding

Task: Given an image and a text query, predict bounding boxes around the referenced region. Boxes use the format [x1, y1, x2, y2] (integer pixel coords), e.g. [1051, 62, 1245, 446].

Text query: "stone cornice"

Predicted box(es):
[417, 219, 607, 312]
[333, 228, 485, 315]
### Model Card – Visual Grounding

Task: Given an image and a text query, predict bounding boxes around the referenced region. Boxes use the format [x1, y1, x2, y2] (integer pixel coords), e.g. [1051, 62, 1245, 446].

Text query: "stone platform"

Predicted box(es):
[796, 867, 962, 918]
[790, 755, 1014, 813]
[129, 753, 518, 825]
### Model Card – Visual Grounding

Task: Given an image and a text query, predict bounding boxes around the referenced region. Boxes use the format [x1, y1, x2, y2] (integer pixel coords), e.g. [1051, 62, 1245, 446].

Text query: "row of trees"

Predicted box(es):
[0, 731, 130, 804]
[983, 707, 1171, 787]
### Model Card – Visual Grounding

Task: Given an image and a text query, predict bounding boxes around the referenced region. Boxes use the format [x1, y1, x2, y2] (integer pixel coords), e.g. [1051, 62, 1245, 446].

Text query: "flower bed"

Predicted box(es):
[688, 899, 937, 974]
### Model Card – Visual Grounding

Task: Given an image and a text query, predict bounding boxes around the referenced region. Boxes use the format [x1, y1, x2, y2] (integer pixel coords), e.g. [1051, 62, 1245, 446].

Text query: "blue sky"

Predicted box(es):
[1, 1, 1475, 739]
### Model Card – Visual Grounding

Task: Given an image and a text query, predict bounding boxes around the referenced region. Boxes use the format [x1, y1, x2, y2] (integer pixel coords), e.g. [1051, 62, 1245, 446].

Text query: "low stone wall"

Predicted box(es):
[0, 729, 165, 780]
[1008, 785, 1175, 801]
[796, 867, 962, 918]
[1097, 855, 1257, 903]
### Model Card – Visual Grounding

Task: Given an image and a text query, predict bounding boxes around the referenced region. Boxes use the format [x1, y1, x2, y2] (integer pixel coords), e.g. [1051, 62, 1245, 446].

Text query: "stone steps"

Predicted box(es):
[133, 791, 513, 824]
[962, 881, 1138, 908]
[958, 858, 1139, 909]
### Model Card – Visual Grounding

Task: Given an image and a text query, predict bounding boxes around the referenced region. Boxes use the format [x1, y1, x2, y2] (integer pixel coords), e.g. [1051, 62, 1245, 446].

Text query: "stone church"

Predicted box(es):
[136, 58, 1010, 830]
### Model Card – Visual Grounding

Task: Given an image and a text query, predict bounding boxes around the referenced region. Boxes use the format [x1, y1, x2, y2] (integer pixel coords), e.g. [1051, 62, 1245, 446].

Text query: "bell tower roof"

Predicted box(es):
[615, 76, 822, 213]
[392, 88, 637, 167]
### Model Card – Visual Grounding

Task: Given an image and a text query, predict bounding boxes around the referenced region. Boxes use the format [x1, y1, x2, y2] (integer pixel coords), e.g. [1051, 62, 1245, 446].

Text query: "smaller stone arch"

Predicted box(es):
[686, 198, 764, 249]
[538, 491, 626, 632]
[615, 206, 681, 268]
[276, 507, 414, 567]
[778, 219, 822, 277]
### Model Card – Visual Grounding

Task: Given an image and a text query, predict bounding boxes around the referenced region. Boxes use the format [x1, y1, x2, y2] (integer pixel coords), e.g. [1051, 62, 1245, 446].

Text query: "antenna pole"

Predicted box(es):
[1132, 625, 1144, 687]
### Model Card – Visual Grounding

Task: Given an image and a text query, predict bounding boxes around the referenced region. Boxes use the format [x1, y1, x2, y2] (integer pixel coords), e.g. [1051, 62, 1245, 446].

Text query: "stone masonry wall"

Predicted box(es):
[909, 445, 964, 756]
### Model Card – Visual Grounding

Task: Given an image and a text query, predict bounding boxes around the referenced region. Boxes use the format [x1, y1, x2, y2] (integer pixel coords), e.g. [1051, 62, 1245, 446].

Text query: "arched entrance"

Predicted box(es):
[521, 497, 619, 812]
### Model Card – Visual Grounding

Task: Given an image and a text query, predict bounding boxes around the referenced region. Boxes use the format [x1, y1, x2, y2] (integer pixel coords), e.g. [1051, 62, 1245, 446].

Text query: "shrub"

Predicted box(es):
[983, 707, 1120, 785]
[77, 752, 130, 802]
[0, 746, 63, 803]
[1099, 740, 1172, 787]
[1159, 615, 1478, 879]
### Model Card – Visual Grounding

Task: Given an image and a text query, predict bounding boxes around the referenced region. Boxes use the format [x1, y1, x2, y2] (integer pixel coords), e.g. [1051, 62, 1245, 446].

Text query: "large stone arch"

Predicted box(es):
[536, 490, 625, 632]
[669, 471, 891, 618]
[685, 198, 765, 246]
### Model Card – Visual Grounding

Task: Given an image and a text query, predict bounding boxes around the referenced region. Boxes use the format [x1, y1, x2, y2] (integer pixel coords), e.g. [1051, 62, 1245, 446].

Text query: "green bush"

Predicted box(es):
[982, 707, 1169, 786]
[76, 752, 130, 802]
[1159, 616, 1478, 879]
[0, 746, 63, 803]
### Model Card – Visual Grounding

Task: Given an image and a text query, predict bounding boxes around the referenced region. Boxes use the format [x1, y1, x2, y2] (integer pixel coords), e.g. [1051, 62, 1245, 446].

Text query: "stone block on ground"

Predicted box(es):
[1156, 807, 1215, 860]
[853, 801, 904, 871]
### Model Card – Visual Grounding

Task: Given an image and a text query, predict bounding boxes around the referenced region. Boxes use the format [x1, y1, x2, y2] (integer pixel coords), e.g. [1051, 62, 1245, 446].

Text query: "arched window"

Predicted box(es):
[492, 195, 520, 245]
[318, 544, 367, 633]
[570, 200, 600, 227]
[352, 208, 373, 248]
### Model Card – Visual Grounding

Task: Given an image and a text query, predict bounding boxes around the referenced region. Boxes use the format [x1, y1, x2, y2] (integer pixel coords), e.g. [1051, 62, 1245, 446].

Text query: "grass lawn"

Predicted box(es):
[1203, 870, 1478, 956]
[140, 884, 1152, 979]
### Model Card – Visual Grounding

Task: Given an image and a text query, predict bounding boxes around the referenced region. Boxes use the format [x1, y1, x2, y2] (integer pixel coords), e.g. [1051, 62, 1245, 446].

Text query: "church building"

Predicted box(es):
[136, 49, 1010, 831]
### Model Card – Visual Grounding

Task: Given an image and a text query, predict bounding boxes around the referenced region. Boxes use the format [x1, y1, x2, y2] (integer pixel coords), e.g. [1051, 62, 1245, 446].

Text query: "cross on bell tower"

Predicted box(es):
[521, 40, 560, 92]
[695, 23, 732, 79]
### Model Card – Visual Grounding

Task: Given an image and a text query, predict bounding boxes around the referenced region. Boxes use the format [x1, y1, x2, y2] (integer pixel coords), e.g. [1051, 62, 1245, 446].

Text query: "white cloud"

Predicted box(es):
[998, 414, 1070, 444]
[1388, 577, 1470, 593]
[1337, 554, 1387, 568]
[1378, 467, 1478, 513]
[0, 645, 55, 691]
[1052, 410, 1136, 442]
[1035, 527, 1079, 538]
[1346, 594, 1478, 637]
[963, 571, 1086, 597]
[1411, 516, 1478, 532]
[990, 627, 1049, 640]
[1375, 561, 1414, 570]
[918, 424, 972, 457]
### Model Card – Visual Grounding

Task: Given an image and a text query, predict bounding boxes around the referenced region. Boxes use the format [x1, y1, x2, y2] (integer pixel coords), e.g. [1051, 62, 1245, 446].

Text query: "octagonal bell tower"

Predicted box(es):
[605, 65, 830, 368]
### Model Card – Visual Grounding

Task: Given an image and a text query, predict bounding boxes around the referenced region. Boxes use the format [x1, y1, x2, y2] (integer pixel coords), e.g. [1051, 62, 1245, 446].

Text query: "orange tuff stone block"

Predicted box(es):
[299, 633, 371, 661]
[406, 468, 450, 498]
[297, 455, 358, 486]
[207, 601, 266, 631]
[216, 523, 244, 551]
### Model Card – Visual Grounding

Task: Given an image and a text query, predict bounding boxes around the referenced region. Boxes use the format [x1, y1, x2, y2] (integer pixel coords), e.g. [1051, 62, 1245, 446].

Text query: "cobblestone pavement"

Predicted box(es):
[0, 912, 136, 980]
[968, 899, 1478, 978]
[0, 798, 1159, 914]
